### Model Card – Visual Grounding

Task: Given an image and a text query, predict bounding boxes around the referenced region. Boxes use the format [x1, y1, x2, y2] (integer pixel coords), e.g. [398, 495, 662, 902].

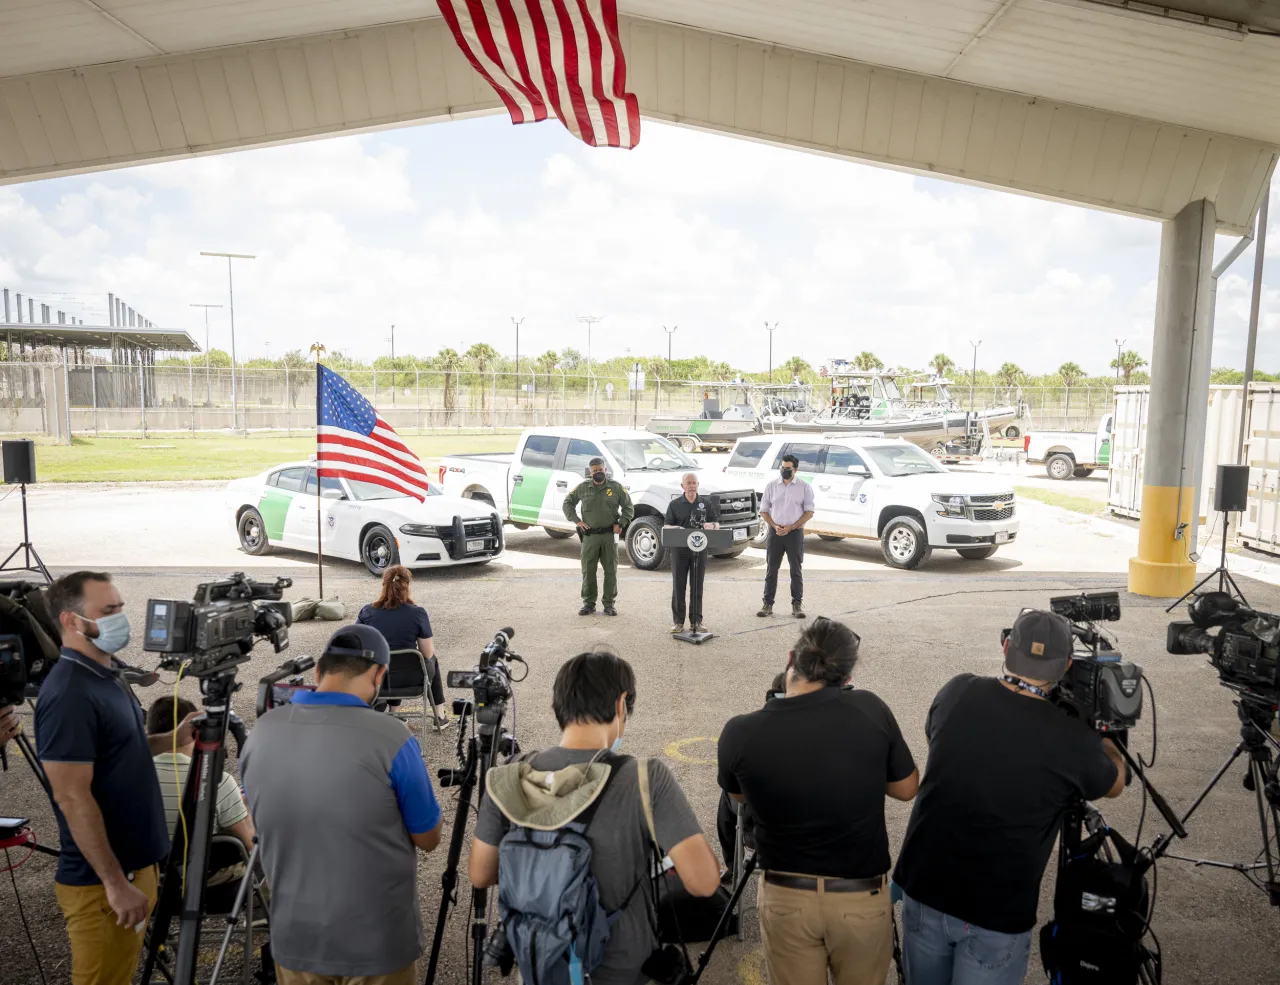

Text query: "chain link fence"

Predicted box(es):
[0, 361, 1117, 438]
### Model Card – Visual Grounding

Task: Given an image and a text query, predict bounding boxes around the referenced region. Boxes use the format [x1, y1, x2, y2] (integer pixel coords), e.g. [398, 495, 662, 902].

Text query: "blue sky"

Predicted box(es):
[0, 114, 1275, 377]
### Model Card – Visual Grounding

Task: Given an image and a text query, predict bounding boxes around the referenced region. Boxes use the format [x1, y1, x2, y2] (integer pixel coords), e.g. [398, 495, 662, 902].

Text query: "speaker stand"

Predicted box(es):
[1, 483, 52, 584]
[1166, 509, 1247, 613]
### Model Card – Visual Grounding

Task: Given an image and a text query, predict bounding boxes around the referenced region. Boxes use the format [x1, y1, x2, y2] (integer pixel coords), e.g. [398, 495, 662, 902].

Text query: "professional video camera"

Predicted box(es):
[1166, 591, 1280, 701]
[445, 627, 528, 731]
[256, 655, 317, 716]
[1049, 591, 1144, 732]
[143, 572, 293, 676]
[0, 579, 60, 704]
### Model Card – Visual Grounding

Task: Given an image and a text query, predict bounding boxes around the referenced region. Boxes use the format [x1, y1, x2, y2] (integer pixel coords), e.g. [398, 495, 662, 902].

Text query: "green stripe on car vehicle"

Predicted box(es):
[511, 467, 552, 524]
[258, 489, 294, 541]
[1099, 439, 1110, 467]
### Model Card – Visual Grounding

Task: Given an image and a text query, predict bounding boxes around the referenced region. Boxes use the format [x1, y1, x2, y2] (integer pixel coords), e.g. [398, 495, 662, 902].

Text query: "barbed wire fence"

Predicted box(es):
[0, 361, 1116, 439]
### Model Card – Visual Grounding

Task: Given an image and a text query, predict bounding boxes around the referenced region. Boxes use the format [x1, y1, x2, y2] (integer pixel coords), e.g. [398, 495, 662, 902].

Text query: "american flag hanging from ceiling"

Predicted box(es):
[436, 0, 640, 148]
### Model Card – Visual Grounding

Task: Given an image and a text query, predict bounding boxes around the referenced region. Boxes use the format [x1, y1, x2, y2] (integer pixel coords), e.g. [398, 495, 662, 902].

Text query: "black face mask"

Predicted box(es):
[780, 467, 795, 480]
[592, 472, 607, 484]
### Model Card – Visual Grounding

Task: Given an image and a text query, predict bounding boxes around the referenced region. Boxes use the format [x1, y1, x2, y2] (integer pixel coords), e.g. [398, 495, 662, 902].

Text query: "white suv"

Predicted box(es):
[723, 435, 1018, 569]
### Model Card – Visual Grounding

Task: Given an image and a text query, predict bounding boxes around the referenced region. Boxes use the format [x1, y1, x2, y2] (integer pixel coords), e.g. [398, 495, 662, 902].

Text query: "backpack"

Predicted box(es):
[487, 751, 645, 985]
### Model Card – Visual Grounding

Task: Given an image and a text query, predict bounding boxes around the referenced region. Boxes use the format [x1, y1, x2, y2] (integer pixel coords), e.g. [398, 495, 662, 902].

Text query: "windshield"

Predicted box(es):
[864, 444, 946, 477]
[882, 378, 902, 400]
[346, 477, 442, 500]
[602, 436, 696, 471]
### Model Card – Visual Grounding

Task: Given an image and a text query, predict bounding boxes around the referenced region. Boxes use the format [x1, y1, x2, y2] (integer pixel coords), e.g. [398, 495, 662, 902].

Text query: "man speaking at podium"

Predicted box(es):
[664, 473, 720, 635]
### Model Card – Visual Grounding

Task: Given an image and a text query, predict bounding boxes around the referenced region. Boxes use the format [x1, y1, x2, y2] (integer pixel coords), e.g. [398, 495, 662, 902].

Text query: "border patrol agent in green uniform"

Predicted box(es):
[562, 457, 635, 616]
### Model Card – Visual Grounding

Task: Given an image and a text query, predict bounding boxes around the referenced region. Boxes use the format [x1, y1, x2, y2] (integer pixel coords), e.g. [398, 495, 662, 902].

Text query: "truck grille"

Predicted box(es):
[971, 506, 1015, 522]
[715, 490, 757, 524]
[968, 494, 1011, 505]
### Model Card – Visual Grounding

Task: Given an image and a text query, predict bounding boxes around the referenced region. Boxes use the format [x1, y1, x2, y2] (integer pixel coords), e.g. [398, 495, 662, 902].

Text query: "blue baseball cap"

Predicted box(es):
[323, 624, 390, 666]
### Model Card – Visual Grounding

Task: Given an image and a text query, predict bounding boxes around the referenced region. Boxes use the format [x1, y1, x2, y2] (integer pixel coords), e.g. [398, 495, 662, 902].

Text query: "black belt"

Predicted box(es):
[763, 871, 885, 894]
[581, 526, 616, 536]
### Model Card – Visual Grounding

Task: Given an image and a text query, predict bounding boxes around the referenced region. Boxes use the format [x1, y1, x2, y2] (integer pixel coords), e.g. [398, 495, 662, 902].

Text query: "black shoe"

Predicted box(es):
[603, 604, 618, 616]
[579, 604, 596, 616]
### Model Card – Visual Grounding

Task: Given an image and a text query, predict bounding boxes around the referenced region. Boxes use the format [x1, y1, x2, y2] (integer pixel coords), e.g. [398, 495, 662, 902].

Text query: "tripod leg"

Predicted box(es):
[424, 740, 479, 985]
[1250, 757, 1279, 892]
[689, 854, 759, 984]
[208, 844, 260, 985]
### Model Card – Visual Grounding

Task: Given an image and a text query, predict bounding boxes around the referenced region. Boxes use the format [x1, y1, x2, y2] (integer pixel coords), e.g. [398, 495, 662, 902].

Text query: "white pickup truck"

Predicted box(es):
[438, 427, 761, 570]
[1024, 414, 1113, 480]
[722, 434, 1018, 569]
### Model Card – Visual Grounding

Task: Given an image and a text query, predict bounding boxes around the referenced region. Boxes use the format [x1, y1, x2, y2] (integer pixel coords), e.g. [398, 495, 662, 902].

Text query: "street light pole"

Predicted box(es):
[201, 251, 256, 432]
[663, 325, 677, 380]
[577, 314, 603, 417]
[764, 321, 779, 382]
[1114, 338, 1125, 383]
[189, 303, 222, 407]
[969, 340, 982, 411]
[512, 316, 524, 406]
[386, 325, 396, 405]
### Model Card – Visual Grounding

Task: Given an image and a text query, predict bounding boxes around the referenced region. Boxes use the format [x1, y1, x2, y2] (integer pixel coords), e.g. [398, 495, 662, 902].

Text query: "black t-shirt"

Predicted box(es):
[664, 493, 720, 529]
[717, 686, 915, 879]
[356, 603, 432, 651]
[892, 674, 1119, 934]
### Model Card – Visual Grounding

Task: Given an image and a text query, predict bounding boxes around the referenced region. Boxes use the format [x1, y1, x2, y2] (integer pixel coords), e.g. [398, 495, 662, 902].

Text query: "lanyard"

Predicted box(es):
[1001, 674, 1051, 700]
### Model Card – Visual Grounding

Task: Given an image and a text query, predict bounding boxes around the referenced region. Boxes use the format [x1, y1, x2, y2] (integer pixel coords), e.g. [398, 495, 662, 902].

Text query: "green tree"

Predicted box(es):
[854, 351, 884, 372]
[466, 342, 500, 413]
[1111, 349, 1148, 384]
[281, 348, 313, 407]
[782, 356, 812, 380]
[536, 350, 559, 407]
[996, 362, 1025, 388]
[435, 347, 462, 415]
[559, 347, 584, 372]
[1058, 361, 1085, 424]
[930, 353, 956, 378]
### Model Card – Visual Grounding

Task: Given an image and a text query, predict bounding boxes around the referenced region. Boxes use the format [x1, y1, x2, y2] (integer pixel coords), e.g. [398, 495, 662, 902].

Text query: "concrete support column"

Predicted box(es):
[1130, 198, 1217, 597]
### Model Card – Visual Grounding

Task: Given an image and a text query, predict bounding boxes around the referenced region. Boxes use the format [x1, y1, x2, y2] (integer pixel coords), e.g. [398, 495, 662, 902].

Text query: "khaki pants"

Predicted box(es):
[54, 864, 159, 985]
[757, 873, 892, 985]
[275, 961, 417, 985]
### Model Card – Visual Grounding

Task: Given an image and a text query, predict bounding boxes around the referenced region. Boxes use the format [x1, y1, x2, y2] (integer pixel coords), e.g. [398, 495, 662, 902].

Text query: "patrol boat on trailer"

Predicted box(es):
[645, 380, 761, 452]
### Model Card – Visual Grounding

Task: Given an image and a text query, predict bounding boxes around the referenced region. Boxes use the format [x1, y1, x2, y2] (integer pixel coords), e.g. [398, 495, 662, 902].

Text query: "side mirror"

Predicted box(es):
[847, 465, 871, 478]
[321, 489, 346, 500]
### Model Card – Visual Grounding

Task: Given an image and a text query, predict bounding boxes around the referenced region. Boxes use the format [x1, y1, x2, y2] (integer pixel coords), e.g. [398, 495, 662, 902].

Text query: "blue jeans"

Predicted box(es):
[901, 894, 1032, 985]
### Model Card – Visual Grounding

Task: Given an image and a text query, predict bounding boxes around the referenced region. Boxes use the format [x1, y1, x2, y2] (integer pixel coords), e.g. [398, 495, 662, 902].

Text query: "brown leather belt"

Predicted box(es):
[763, 872, 885, 894]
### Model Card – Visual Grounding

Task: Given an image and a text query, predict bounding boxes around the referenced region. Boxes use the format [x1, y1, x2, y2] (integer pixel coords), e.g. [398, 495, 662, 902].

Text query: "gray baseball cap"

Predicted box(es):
[323, 624, 390, 666]
[1005, 609, 1073, 681]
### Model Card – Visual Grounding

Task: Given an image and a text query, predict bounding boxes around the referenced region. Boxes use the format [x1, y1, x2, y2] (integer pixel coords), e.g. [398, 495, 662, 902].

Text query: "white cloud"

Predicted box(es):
[0, 117, 1275, 376]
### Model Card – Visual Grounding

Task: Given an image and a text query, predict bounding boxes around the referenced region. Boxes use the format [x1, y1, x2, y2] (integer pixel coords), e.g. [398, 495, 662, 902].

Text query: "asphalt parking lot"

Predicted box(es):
[3, 550, 1277, 985]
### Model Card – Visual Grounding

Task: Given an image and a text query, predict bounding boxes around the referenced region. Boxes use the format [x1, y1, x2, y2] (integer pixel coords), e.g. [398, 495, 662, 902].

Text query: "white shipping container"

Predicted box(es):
[1237, 384, 1280, 555]
[1107, 385, 1244, 536]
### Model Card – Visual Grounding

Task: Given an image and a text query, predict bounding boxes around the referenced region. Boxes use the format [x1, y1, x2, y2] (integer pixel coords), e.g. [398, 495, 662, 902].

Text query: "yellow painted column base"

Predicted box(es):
[1129, 484, 1197, 598]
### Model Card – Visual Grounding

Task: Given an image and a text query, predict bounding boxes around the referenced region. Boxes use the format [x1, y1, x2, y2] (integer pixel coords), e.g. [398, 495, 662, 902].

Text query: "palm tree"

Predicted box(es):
[536, 350, 559, 408]
[435, 347, 462, 416]
[995, 362, 1025, 397]
[782, 356, 812, 381]
[853, 351, 884, 372]
[1058, 361, 1085, 425]
[930, 353, 956, 378]
[466, 343, 500, 413]
[1111, 350, 1148, 384]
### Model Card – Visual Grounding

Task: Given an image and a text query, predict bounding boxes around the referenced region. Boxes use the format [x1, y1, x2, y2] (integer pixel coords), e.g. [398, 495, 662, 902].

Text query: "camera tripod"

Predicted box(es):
[1150, 695, 1280, 905]
[1166, 507, 1249, 614]
[0, 483, 51, 584]
[423, 695, 515, 985]
[140, 656, 250, 985]
[0, 705, 61, 861]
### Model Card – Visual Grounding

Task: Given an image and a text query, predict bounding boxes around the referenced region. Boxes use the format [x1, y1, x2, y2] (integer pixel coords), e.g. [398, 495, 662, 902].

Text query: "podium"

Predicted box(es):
[661, 526, 734, 645]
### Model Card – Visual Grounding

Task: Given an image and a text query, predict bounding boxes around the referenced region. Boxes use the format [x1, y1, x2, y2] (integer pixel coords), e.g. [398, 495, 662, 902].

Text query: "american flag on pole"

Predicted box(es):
[436, 0, 640, 148]
[316, 364, 431, 501]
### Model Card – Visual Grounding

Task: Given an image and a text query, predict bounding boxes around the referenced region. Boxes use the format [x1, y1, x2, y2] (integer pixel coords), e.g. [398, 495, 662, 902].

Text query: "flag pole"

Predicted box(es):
[310, 343, 327, 599]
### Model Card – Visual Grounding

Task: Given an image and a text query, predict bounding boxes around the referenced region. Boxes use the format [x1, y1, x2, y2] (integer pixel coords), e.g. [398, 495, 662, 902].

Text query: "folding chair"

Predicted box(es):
[384, 647, 431, 744]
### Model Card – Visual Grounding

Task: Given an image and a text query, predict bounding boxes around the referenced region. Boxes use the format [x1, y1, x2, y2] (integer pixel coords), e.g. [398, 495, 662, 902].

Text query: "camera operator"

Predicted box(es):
[241, 624, 443, 985]
[469, 647, 720, 985]
[893, 609, 1126, 985]
[1, 703, 18, 746]
[356, 564, 453, 728]
[716, 618, 918, 985]
[714, 672, 786, 868]
[147, 695, 255, 884]
[34, 571, 191, 985]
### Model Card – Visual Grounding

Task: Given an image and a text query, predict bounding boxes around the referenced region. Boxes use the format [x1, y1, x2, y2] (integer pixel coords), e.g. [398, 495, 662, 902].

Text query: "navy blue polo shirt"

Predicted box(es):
[35, 648, 170, 885]
[356, 603, 432, 651]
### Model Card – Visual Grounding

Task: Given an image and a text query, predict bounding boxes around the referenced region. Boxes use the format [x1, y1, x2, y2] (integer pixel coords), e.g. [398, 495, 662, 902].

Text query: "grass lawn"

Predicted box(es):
[28, 432, 520, 483]
[1014, 485, 1109, 517]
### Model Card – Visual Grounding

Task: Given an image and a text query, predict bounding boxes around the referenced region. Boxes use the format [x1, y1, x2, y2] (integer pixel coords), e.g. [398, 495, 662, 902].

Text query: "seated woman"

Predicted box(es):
[357, 565, 452, 728]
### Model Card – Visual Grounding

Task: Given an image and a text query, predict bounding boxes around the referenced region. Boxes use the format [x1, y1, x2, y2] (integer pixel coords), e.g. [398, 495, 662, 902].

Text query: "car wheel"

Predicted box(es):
[881, 516, 931, 570]
[1004, 425, 1021, 438]
[625, 516, 667, 571]
[679, 437, 699, 453]
[543, 526, 574, 539]
[238, 508, 271, 555]
[957, 545, 998, 560]
[818, 534, 843, 542]
[1072, 467, 1095, 478]
[361, 524, 400, 576]
[1046, 454, 1075, 480]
